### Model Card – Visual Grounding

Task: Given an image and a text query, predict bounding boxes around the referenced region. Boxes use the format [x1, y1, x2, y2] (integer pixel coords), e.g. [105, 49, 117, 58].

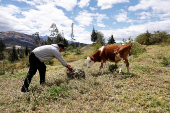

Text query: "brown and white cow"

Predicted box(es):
[86, 44, 131, 74]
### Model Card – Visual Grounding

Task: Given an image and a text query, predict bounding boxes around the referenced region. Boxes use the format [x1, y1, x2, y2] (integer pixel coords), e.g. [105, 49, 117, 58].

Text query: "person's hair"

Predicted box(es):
[58, 43, 65, 49]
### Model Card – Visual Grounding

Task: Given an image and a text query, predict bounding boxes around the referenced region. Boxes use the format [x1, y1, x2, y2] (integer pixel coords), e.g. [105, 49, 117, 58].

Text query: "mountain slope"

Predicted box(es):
[0, 31, 38, 47]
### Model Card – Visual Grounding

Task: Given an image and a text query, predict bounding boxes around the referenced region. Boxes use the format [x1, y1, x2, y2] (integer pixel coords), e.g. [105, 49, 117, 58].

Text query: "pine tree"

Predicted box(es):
[47, 37, 53, 44]
[108, 35, 116, 44]
[8, 45, 18, 62]
[25, 46, 29, 56]
[0, 39, 6, 60]
[63, 38, 69, 47]
[54, 33, 63, 44]
[91, 27, 98, 43]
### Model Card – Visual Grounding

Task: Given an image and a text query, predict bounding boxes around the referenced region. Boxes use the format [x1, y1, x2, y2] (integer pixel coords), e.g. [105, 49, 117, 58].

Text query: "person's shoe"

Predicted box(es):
[21, 86, 29, 93]
[40, 81, 46, 86]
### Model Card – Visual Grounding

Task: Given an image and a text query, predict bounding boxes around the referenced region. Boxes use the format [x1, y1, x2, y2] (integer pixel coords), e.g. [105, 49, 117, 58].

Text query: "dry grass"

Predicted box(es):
[0, 44, 170, 112]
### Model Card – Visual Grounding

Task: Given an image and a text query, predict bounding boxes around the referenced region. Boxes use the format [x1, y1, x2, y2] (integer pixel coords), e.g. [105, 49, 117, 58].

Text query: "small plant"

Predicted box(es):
[75, 48, 82, 55]
[161, 56, 170, 66]
[108, 64, 118, 73]
[45, 60, 54, 65]
[48, 84, 68, 99]
[63, 51, 70, 57]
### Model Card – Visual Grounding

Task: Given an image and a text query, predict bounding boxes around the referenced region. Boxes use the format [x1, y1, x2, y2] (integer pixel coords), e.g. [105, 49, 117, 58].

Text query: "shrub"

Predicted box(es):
[135, 31, 170, 45]
[48, 84, 68, 99]
[63, 51, 70, 57]
[161, 56, 170, 66]
[75, 48, 82, 55]
[45, 60, 54, 65]
[108, 64, 118, 73]
[93, 43, 102, 52]
[130, 42, 146, 56]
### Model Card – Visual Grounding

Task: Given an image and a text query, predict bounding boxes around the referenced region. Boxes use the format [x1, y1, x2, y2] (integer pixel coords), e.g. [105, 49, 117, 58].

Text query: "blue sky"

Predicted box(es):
[0, 0, 170, 44]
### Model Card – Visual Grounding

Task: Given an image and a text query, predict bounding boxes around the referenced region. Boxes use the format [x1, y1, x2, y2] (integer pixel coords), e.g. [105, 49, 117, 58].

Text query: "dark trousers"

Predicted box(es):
[22, 52, 46, 89]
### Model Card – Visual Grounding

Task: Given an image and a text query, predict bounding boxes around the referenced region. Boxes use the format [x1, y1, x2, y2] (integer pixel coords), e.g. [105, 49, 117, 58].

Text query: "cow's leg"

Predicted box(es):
[124, 59, 129, 73]
[119, 59, 125, 73]
[125, 54, 130, 73]
[101, 62, 106, 74]
[119, 58, 129, 74]
[99, 62, 103, 73]
[99, 62, 106, 74]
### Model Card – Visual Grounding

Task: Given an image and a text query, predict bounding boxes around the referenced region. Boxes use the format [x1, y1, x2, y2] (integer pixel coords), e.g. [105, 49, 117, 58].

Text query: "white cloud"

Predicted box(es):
[75, 10, 93, 27]
[95, 13, 108, 27]
[97, 23, 105, 27]
[89, 7, 97, 11]
[100, 19, 170, 43]
[54, 0, 77, 11]
[138, 12, 152, 19]
[78, 0, 90, 8]
[0, 5, 22, 31]
[14, 0, 36, 5]
[75, 10, 108, 27]
[15, 0, 77, 11]
[115, 9, 128, 22]
[113, 22, 116, 24]
[128, 0, 170, 13]
[128, 0, 170, 21]
[97, 0, 129, 10]
[0, 3, 73, 36]
[73, 25, 91, 44]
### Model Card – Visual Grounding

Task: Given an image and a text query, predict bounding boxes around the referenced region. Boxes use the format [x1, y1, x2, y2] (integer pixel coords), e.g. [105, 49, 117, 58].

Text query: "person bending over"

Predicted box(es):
[21, 43, 73, 93]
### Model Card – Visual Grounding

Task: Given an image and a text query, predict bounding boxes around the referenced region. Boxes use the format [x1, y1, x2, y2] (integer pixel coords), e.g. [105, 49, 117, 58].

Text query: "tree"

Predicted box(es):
[8, 45, 18, 62]
[19, 49, 24, 58]
[54, 33, 63, 44]
[91, 27, 98, 43]
[96, 31, 105, 45]
[0, 39, 6, 60]
[50, 23, 58, 37]
[108, 35, 116, 44]
[46, 37, 53, 45]
[63, 38, 69, 47]
[145, 30, 151, 45]
[32, 32, 40, 46]
[0, 39, 6, 52]
[135, 30, 151, 45]
[25, 46, 29, 56]
[135, 33, 145, 44]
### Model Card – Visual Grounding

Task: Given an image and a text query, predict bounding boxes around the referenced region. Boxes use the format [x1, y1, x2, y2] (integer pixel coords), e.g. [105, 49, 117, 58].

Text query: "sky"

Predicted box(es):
[0, 0, 170, 44]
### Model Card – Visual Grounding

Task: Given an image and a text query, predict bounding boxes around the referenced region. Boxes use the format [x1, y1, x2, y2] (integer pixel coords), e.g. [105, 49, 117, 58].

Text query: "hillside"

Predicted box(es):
[0, 31, 45, 47]
[0, 44, 170, 112]
[0, 31, 88, 48]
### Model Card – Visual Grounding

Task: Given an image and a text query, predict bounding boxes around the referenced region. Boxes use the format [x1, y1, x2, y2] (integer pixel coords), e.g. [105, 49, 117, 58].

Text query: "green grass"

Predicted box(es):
[0, 44, 170, 112]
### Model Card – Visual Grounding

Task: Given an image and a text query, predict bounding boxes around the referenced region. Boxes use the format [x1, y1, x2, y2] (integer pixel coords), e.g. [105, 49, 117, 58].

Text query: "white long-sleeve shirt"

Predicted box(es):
[33, 44, 67, 66]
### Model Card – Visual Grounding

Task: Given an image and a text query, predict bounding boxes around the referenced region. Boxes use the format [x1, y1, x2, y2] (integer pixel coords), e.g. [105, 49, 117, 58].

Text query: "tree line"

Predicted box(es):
[135, 30, 170, 45]
[91, 27, 116, 45]
[33, 23, 69, 47]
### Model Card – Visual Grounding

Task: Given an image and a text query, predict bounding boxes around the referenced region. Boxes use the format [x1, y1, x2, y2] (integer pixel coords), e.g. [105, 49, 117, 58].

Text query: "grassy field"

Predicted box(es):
[0, 44, 170, 112]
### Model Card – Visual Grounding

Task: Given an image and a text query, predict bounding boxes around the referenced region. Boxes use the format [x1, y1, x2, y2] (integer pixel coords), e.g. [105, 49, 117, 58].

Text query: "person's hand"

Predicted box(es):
[66, 64, 74, 72]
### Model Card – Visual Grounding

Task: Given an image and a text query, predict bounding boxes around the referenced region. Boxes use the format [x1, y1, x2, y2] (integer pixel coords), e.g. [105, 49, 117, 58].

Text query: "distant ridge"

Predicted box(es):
[0, 31, 38, 47]
[0, 31, 89, 48]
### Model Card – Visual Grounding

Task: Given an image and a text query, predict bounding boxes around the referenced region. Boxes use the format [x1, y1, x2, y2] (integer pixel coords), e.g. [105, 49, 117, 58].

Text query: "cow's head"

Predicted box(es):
[86, 56, 95, 68]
